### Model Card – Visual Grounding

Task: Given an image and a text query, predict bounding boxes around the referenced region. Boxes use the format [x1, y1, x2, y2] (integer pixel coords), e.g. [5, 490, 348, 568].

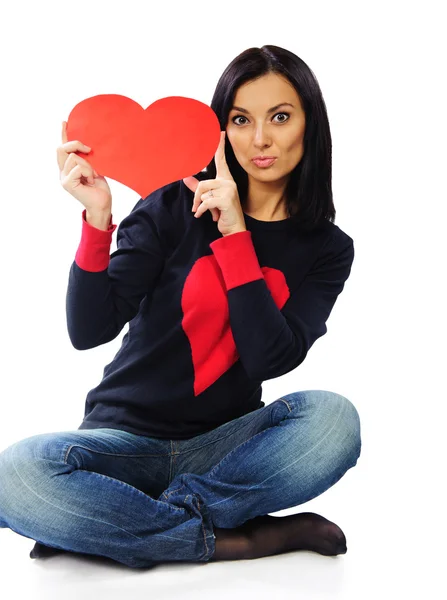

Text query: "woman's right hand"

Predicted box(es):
[57, 121, 112, 213]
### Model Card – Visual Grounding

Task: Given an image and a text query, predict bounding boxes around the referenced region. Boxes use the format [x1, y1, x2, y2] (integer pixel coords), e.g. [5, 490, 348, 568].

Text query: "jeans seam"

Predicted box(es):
[64, 447, 167, 460]
[270, 398, 292, 427]
[196, 497, 212, 559]
[168, 440, 175, 485]
[163, 485, 184, 499]
[280, 398, 292, 412]
[63, 443, 77, 465]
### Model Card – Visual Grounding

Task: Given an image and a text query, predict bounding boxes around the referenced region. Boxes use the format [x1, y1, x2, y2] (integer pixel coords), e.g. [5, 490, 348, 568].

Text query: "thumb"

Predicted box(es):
[182, 176, 199, 192]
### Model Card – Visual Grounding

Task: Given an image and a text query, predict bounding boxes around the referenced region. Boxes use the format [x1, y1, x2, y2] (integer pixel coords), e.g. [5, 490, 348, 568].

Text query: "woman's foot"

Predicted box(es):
[30, 542, 65, 559]
[210, 512, 347, 561]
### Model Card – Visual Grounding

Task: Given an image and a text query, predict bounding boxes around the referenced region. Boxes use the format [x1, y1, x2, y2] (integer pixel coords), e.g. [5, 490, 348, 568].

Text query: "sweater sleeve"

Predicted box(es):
[209, 229, 355, 381]
[66, 198, 171, 350]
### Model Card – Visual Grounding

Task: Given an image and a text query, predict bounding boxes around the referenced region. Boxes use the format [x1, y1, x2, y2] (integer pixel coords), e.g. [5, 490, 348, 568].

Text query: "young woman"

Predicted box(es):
[0, 45, 361, 568]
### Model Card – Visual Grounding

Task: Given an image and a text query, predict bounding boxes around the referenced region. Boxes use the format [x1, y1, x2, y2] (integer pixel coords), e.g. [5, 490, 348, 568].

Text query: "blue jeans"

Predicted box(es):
[0, 390, 361, 568]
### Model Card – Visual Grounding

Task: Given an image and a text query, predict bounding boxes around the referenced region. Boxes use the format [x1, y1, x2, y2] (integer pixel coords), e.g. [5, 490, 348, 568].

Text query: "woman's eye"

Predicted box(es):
[273, 112, 290, 123]
[232, 115, 248, 125]
[231, 112, 290, 125]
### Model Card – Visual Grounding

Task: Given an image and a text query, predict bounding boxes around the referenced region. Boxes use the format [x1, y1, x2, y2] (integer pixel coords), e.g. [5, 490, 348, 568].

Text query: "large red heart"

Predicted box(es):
[66, 95, 221, 198]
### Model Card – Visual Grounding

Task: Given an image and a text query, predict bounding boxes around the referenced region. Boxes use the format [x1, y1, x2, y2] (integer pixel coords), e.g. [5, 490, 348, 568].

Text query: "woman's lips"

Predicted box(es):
[252, 158, 277, 168]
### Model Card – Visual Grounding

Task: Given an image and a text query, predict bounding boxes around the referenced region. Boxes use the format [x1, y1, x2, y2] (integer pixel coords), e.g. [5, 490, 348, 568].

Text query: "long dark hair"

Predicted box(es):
[201, 45, 336, 233]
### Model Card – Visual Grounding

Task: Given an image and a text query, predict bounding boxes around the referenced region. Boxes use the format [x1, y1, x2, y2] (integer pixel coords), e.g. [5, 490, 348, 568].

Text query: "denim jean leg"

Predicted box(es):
[162, 390, 361, 531]
[0, 431, 216, 567]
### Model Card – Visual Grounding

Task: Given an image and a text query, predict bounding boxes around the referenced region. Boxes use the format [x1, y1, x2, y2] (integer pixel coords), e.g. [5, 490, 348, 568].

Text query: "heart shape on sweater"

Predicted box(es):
[182, 257, 291, 396]
[66, 95, 221, 198]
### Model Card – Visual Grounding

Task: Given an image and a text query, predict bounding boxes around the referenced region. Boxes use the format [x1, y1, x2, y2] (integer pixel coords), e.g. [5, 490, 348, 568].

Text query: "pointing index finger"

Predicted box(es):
[62, 121, 68, 144]
[215, 131, 230, 179]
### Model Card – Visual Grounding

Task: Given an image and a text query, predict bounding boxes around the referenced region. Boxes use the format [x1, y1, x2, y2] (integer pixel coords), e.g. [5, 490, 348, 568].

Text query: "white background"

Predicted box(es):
[0, 0, 445, 597]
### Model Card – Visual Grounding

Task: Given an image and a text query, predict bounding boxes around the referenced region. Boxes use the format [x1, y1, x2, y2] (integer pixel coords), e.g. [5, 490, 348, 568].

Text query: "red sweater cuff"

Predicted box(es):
[209, 230, 264, 290]
[75, 209, 117, 272]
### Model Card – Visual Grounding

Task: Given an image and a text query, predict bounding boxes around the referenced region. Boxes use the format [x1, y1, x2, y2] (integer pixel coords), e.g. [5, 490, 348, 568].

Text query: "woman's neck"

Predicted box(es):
[244, 175, 289, 220]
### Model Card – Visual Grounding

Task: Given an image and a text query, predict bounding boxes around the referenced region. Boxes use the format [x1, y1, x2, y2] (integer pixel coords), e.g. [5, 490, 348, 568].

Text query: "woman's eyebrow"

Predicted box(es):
[230, 102, 295, 114]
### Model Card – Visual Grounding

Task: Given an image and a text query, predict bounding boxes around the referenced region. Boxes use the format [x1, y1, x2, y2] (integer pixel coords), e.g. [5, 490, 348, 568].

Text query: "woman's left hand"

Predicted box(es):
[182, 131, 247, 237]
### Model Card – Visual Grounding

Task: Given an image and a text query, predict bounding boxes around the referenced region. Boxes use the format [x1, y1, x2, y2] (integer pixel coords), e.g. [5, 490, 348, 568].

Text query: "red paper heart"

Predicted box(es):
[183, 259, 290, 396]
[66, 95, 221, 198]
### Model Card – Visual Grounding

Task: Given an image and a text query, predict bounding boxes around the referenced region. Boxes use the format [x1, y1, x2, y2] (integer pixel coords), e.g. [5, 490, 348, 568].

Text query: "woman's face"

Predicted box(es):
[226, 72, 306, 182]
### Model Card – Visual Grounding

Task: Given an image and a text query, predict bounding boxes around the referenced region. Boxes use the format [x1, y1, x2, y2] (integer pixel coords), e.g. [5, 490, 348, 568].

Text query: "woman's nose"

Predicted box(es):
[253, 126, 271, 146]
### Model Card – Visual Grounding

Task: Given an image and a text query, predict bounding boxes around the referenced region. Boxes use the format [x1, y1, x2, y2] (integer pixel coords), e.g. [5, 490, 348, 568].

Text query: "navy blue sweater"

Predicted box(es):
[68, 175, 354, 439]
